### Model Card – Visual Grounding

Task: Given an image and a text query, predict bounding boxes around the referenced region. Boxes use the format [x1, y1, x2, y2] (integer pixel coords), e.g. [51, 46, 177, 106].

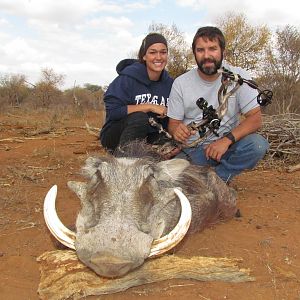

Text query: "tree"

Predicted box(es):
[148, 23, 194, 78]
[64, 84, 105, 110]
[259, 25, 300, 114]
[84, 83, 103, 93]
[0, 74, 28, 106]
[34, 68, 65, 107]
[216, 12, 271, 71]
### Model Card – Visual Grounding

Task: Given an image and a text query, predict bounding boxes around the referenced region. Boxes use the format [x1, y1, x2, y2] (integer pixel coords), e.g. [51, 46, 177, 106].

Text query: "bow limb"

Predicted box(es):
[217, 81, 241, 119]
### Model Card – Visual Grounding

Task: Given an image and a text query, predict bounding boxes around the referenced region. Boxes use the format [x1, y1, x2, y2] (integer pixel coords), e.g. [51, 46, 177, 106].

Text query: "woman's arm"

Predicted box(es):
[127, 104, 167, 117]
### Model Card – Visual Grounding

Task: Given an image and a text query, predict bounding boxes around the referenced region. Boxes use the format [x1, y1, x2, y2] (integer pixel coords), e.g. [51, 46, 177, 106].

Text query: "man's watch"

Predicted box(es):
[225, 132, 236, 144]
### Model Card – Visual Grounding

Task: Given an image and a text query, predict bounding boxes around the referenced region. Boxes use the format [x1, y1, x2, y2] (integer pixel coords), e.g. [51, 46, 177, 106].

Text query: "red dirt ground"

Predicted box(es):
[0, 109, 299, 300]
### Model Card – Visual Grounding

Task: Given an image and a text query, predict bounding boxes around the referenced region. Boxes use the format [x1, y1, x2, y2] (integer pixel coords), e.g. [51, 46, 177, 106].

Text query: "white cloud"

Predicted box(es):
[3, 37, 41, 61]
[0, 0, 99, 19]
[0, 17, 9, 26]
[0, 0, 145, 87]
[87, 16, 134, 31]
[176, 0, 300, 29]
[0, 0, 299, 89]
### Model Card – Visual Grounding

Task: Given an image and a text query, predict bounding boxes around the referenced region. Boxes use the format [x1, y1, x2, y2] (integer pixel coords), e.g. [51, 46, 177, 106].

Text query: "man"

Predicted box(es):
[167, 26, 269, 182]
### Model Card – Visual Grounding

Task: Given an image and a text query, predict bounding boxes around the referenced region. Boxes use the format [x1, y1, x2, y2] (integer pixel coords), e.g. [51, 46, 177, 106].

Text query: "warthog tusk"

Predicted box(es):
[43, 185, 76, 250]
[149, 188, 192, 257]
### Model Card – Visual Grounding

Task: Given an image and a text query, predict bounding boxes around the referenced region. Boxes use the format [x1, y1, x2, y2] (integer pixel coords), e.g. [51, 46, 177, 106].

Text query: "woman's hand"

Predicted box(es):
[150, 105, 167, 118]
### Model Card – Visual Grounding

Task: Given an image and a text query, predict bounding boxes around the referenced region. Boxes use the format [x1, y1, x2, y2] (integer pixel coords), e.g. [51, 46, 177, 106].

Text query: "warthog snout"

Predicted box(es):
[90, 252, 134, 278]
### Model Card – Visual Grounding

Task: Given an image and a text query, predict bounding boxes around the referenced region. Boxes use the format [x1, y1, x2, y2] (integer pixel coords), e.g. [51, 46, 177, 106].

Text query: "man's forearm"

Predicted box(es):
[230, 107, 262, 142]
[168, 119, 182, 136]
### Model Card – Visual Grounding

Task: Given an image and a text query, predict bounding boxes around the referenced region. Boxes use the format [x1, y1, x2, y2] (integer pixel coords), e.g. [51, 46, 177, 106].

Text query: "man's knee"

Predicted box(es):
[243, 133, 269, 157]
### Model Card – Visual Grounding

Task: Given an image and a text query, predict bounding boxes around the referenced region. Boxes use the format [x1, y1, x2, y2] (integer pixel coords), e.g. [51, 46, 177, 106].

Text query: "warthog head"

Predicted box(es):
[44, 144, 236, 278]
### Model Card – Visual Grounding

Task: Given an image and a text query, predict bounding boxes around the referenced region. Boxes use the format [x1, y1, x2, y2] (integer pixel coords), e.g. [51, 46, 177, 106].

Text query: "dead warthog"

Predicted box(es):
[44, 143, 237, 278]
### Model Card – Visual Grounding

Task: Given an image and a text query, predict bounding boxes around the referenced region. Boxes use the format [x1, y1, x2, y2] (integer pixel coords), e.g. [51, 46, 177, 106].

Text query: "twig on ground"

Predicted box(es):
[259, 113, 300, 167]
[287, 163, 300, 173]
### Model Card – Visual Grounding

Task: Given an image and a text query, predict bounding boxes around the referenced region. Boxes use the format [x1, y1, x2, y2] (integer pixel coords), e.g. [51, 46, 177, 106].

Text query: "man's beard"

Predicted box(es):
[197, 56, 222, 75]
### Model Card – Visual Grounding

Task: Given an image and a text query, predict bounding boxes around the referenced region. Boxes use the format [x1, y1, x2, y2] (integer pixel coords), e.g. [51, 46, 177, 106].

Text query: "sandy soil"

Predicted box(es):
[0, 109, 299, 300]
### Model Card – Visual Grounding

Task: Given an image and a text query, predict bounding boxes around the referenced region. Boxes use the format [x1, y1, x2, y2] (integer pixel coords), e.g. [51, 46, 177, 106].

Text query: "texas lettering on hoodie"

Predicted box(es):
[100, 59, 173, 136]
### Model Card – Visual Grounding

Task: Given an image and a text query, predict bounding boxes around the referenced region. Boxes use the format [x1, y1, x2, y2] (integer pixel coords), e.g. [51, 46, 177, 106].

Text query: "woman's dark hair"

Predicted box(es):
[192, 26, 226, 53]
[138, 33, 168, 64]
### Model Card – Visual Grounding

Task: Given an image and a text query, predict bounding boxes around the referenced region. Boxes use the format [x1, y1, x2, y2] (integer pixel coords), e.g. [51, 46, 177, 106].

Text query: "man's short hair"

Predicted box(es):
[192, 26, 226, 53]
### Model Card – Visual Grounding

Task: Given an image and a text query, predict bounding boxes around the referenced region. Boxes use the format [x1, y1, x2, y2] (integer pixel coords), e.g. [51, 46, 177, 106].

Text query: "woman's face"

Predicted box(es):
[143, 43, 168, 81]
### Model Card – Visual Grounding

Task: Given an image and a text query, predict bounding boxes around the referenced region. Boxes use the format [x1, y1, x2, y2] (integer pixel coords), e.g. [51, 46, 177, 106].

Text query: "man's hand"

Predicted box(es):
[172, 123, 193, 143]
[205, 137, 232, 161]
[168, 119, 197, 144]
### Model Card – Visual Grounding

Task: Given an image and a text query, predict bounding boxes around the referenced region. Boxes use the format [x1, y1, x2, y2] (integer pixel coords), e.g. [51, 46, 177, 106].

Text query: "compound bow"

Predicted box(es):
[150, 67, 273, 149]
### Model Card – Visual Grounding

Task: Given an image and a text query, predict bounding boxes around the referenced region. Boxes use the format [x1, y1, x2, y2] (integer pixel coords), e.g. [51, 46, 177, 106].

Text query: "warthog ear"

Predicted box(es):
[154, 159, 190, 182]
[81, 156, 111, 178]
[67, 181, 87, 203]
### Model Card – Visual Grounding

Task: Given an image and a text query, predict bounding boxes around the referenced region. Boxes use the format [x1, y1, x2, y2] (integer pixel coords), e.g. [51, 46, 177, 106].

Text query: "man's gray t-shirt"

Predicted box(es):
[167, 63, 259, 144]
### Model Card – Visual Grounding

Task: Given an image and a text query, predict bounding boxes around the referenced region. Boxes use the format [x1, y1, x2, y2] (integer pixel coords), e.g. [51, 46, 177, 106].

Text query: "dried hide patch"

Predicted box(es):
[37, 250, 254, 300]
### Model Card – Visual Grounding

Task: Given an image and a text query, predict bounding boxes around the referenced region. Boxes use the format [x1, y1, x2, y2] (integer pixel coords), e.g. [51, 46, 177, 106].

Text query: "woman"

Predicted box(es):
[100, 33, 173, 152]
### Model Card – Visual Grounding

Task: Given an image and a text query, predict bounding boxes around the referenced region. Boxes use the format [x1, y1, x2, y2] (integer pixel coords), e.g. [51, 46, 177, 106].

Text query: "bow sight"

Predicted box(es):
[188, 98, 221, 138]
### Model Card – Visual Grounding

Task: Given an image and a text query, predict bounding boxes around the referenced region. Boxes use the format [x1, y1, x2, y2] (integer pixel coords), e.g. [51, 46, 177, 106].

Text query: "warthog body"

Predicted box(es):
[45, 143, 237, 278]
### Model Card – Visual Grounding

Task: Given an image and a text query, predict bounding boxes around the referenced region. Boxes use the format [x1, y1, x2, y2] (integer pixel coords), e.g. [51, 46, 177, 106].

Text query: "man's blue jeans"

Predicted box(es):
[177, 133, 269, 182]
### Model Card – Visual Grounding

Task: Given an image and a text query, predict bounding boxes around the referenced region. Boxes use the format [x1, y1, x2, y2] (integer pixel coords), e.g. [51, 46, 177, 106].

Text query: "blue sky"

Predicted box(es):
[0, 0, 299, 89]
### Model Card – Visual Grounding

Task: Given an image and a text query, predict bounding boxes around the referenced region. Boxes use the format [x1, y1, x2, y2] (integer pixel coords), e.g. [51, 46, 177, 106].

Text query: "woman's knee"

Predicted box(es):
[126, 111, 149, 126]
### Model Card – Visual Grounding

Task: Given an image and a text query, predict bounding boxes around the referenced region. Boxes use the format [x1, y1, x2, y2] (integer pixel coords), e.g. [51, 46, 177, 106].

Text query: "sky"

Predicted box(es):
[0, 0, 299, 89]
